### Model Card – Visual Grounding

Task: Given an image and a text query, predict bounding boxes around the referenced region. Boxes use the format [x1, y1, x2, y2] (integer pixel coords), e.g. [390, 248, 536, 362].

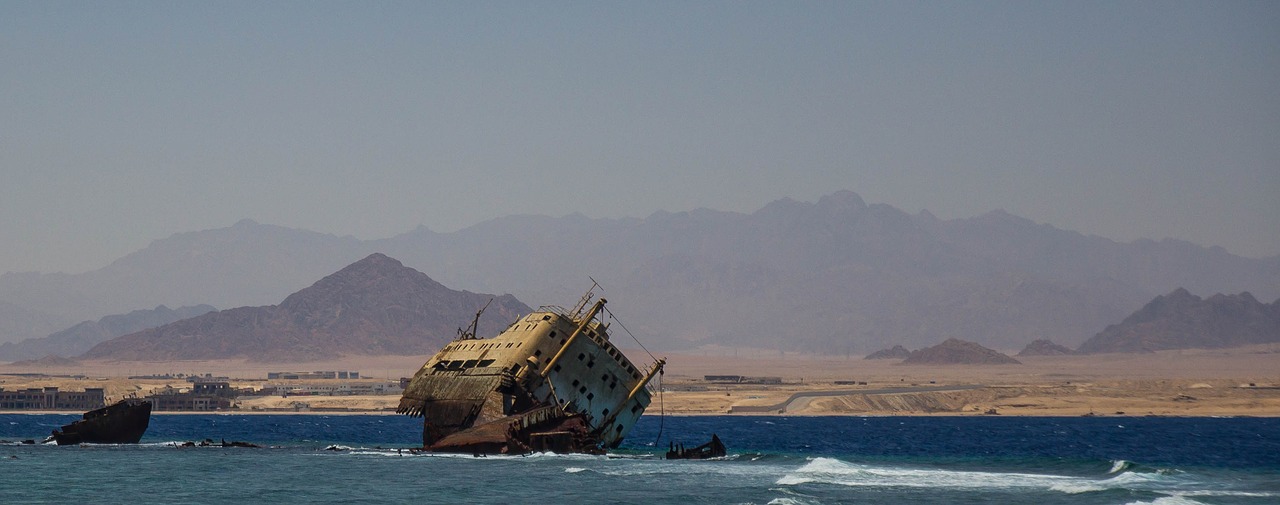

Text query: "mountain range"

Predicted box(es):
[2, 191, 1278, 354]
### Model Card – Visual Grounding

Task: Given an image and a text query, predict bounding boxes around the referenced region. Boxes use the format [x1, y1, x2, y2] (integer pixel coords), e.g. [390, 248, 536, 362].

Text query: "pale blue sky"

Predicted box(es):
[3, 1, 1277, 273]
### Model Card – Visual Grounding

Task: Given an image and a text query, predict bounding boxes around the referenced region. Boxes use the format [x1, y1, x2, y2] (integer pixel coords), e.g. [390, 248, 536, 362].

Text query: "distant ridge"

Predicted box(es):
[1076, 288, 1280, 354]
[0, 304, 216, 362]
[81, 254, 531, 362]
[1017, 339, 1075, 356]
[8, 355, 80, 367]
[901, 338, 1021, 365]
[865, 345, 910, 360]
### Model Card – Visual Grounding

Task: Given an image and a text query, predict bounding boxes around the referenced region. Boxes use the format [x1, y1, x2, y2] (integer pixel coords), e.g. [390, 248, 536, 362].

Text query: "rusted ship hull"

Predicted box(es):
[427, 406, 601, 455]
[51, 398, 152, 445]
[399, 292, 664, 454]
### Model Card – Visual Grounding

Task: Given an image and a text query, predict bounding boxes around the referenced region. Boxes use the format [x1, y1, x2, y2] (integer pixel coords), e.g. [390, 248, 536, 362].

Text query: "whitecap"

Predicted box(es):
[777, 457, 1078, 490]
[1122, 496, 1207, 505]
[1108, 459, 1132, 473]
[1179, 490, 1280, 498]
[766, 498, 819, 505]
[1049, 482, 1107, 494]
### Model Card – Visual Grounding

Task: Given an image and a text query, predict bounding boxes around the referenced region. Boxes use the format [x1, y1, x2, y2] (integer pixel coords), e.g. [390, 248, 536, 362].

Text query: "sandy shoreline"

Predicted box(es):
[3, 345, 1277, 417]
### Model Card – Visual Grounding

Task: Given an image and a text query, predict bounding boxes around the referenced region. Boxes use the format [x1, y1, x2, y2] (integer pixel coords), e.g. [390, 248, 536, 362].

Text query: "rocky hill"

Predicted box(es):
[864, 345, 910, 360]
[1076, 288, 1280, 353]
[0, 304, 215, 362]
[1017, 339, 1075, 356]
[80, 254, 531, 362]
[901, 338, 1021, 365]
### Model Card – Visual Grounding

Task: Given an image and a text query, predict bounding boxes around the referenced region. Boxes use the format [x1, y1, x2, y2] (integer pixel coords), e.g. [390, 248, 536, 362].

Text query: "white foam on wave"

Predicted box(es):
[1049, 469, 1173, 494]
[777, 457, 1078, 490]
[778, 457, 1259, 501]
[347, 449, 419, 457]
[1123, 497, 1207, 505]
[1109, 459, 1132, 473]
[566, 458, 791, 480]
[1179, 490, 1280, 498]
[766, 498, 820, 505]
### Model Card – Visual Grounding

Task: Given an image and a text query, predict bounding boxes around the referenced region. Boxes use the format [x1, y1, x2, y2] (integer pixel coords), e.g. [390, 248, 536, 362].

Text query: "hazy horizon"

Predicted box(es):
[4, 1, 1277, 274]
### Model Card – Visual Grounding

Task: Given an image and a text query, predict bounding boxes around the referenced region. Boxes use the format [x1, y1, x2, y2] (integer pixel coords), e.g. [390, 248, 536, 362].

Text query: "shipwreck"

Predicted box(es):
[667, 434, 727, 460]
[397, 289, 664, 454]
[50, 398, 152, 445]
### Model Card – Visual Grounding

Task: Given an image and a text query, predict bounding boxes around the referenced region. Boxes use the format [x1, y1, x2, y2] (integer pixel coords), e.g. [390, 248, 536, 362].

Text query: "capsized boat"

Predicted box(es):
[50, 398, 152, 445]
[397, 288, 664, 454]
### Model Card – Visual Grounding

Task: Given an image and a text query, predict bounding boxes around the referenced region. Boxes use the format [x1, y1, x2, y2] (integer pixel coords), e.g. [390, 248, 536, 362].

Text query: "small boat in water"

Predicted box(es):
[50, 398, 152, 445]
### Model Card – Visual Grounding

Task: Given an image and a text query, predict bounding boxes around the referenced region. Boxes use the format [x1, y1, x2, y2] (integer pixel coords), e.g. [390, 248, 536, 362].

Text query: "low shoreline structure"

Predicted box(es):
[3, 379, 1277, 417]
[2, 348, 1277, 417]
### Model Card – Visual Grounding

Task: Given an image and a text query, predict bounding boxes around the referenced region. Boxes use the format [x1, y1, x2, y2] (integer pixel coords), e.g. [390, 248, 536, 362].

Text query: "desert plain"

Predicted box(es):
[2, 344, 1278, 417]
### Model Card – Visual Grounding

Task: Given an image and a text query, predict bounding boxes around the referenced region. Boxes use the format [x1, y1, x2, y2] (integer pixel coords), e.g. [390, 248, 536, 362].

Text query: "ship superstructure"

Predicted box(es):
[397, 290, 663, 453]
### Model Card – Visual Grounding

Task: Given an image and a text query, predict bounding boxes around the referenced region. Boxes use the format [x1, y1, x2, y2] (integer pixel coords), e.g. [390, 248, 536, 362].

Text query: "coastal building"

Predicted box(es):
[145, 382, 235, 411]
[0, 387, 106, 410]
[703, 375, 783, 384]
[266, 371, 359, 380]
[264, 381, 403, 396]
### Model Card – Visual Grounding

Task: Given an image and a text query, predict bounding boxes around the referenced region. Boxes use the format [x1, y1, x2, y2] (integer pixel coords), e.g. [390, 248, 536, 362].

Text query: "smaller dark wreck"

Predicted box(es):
[666, 434, 727, 460]
[49, 399, 152, 445]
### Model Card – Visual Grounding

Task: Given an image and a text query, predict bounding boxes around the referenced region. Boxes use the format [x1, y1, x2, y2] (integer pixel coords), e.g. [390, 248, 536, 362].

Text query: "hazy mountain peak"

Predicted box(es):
[816, 190, 867, 212]
[754, 196, 807, 217]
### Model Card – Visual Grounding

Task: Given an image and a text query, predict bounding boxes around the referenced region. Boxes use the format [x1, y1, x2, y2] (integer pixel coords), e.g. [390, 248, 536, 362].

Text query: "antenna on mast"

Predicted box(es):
[569, 277, 602, 319]
[455, 298, 492, 340]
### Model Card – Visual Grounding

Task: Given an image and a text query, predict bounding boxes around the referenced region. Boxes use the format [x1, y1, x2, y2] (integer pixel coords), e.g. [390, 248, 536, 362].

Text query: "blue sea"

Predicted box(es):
[2, 414, 1277, 504]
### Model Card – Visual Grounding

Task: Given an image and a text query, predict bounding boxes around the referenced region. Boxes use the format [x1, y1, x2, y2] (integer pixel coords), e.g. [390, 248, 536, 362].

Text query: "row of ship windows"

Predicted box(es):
[451, 341, 520, 352]
[432, 359, 497, 370]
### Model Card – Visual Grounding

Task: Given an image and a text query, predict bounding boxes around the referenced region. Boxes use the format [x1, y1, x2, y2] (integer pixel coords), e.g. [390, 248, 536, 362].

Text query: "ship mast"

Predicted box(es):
[568, 277, 601, 319]
[454, 298, 492, 341]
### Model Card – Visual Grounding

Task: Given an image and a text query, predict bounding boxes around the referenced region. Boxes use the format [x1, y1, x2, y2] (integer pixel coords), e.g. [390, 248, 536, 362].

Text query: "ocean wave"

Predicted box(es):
[1109, 459, 1133, 473]
[567, 458, 792, 479]
[766, 498, 821, 505]
[1179, 490, 1280, 498]
[777, 457, 1079, 490]
[346, 450, 429, 457]
[1122, 497, 1207, 505]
